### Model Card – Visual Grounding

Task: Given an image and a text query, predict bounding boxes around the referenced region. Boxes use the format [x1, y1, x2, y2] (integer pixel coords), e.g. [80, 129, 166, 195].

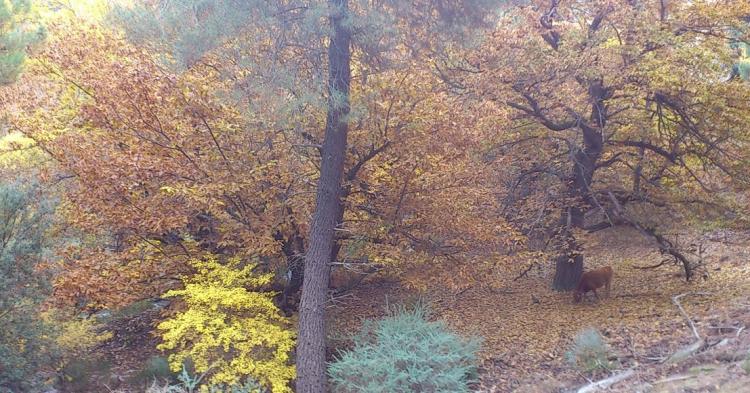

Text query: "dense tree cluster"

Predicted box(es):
[0, 0, 748, 391]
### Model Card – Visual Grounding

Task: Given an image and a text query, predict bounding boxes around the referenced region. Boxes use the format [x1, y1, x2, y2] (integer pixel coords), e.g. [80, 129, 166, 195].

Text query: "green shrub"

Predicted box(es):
[565, 328, 615, 373]
[0, 303, 56, 391]
[0, 181, 57, 391]
[0, 182, 108, 392]
[144, 367, 266, 393]
[328, 302, 481, 393]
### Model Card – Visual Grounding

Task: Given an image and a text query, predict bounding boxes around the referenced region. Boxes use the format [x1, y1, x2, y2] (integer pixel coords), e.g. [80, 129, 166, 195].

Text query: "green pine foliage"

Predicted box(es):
[130, 356, 176, 386]
[108, 0, 272, 69]
[0, 182, 109, 392]
[0, 181, 56, 391]
[0, 0, 44, 84]
[564, 328, 616, 374]
[327, 302, 481, 393]
[738, 61, 750, 80]
[144, 367, 267, 393]
[737, 44, 750, 80]
[730, 29, 750, 80]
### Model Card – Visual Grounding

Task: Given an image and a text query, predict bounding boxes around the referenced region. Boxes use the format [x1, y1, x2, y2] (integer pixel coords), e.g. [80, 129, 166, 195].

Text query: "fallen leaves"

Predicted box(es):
[331, 227, 750, 391]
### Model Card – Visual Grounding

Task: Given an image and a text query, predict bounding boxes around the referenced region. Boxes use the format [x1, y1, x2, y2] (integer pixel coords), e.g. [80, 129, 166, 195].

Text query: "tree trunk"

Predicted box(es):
[553, 253, 583, 290]
[553, 79, 608, 289]
[552, 207, 585, 290]
[295, 1, 350, 392]
[275, 230, 305, 315]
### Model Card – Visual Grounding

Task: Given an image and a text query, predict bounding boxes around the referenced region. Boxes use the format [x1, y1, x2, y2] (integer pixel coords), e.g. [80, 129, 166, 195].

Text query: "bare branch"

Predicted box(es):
[609, 140, 677, 163]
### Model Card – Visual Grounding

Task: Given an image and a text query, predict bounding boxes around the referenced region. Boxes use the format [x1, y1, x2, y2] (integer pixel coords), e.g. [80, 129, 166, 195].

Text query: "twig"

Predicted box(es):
[514, 262, 538, 281]
[631, 258, 671, 270]
[667, 292, 710, 363]
[707, 325, 744, 332]
[576, 369, 635, 393]
[576, 371, 593, 385]
[673, 292, 710, 341]
[325, 292, 356, 308]
[453, 286, 472, 298]
[654, 375, 695, 385]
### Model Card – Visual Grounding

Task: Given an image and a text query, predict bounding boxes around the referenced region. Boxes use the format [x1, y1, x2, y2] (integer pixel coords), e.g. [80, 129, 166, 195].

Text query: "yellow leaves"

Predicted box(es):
[159, 185, 177, 196]
[0, 132, 46, 172]
[38, 0, 111, 23]
[157, 255, 295, 392]
[601, 36, 621, 49]
[41, 309, 112, 364]
[54, 316, 112, 355]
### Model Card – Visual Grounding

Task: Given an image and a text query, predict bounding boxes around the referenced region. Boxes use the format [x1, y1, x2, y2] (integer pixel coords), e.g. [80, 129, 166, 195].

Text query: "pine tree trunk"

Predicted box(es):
[295, 1, 350, 392]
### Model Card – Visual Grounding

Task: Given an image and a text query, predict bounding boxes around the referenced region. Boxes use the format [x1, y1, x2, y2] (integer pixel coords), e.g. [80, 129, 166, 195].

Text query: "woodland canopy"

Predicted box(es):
[1, 0, 750, 392]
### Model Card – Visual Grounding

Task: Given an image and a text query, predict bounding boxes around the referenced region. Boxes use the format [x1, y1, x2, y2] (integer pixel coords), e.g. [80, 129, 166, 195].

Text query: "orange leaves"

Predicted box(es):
[4, 23, 306, 307]
[53, 242, 187, 308]
[6, 7, 535, 309]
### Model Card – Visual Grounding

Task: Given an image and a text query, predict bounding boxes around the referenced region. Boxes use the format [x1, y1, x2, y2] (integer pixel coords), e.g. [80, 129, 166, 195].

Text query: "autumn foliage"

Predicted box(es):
[4, 12, 528, 309]
[157, 255, 295, 392]
[1, 0, 750, 391]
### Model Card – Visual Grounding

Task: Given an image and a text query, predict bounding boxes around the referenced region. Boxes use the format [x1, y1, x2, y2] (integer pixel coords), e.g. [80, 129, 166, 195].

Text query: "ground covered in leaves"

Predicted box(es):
[330, 227, 750, 392]
[81, 226, 750, 392]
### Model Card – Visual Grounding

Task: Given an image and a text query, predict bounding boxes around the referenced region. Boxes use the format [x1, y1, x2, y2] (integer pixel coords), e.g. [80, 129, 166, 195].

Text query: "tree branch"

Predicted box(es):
[609, 140, 677, 163]
[506, 90, 577, 131]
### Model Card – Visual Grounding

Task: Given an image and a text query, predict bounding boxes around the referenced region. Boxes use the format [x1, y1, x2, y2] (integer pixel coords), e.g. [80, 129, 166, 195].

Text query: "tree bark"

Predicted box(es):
[553, 253, 584, 290]
[552, 207, 585, 290]
[553, 80, 607, 290]
[275, 229, 305, 315]
[295, 0, 350, 392]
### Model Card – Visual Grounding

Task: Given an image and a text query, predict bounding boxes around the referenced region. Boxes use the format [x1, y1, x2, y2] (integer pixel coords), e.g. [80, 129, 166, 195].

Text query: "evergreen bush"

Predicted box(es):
[0, 181, 56, 391]
[328, 302, 480, 393]
[564, 328, 615, 373]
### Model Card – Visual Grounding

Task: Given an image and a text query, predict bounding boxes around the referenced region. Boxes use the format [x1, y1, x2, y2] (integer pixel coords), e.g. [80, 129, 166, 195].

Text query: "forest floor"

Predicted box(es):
[329, 226, 750, 392]
[86, 226, 750, 392]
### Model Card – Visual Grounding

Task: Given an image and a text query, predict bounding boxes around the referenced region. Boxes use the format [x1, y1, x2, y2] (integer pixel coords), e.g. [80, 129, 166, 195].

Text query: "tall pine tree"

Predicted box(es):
[0, 0, 43, 84]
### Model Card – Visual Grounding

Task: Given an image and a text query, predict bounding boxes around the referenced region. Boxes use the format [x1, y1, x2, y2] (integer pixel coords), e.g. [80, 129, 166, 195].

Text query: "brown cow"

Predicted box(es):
[573, 266, 613, 303]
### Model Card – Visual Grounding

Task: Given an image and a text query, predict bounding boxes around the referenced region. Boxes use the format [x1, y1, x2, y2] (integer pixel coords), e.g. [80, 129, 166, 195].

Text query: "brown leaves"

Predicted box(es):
[6, 24, 300, 307]
[7, 19, 529, 309]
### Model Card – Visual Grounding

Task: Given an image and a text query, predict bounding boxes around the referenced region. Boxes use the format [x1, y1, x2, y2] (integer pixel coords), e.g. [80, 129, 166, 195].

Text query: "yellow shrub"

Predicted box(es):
[40, 309, 113, 358]
[54, 315, 112, 356]
[157, 256, 295, 392]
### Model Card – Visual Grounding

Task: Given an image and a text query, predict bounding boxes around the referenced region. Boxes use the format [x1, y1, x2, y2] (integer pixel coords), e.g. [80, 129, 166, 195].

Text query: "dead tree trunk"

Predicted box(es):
[295, 1, 350, 391]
